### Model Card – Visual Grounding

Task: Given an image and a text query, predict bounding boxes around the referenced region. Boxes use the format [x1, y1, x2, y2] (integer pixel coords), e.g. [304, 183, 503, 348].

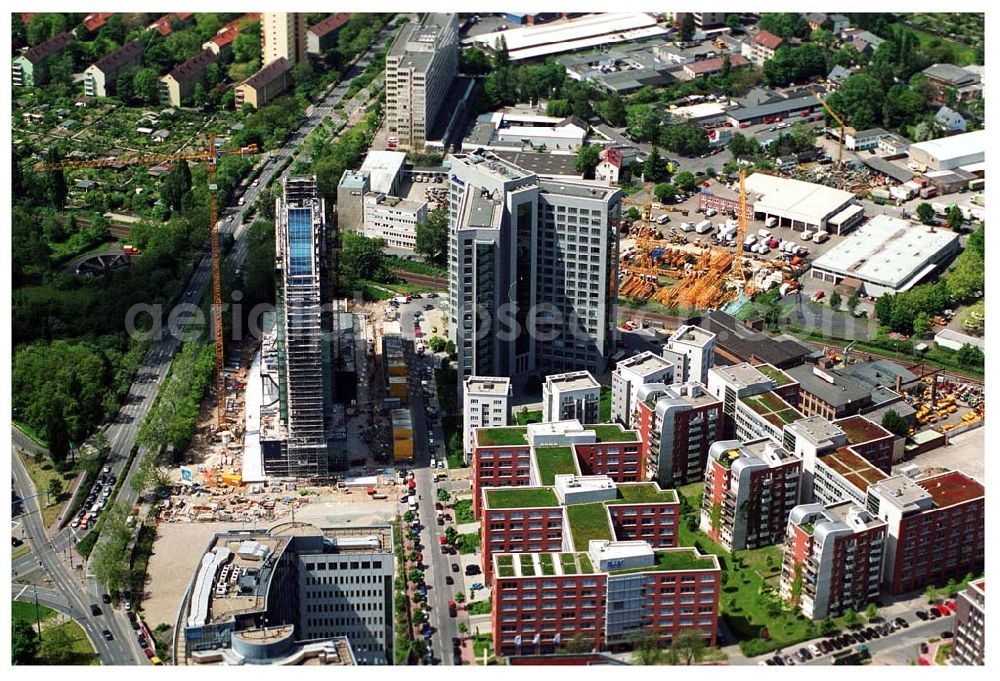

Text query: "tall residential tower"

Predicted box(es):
[262, 13, 307, 66]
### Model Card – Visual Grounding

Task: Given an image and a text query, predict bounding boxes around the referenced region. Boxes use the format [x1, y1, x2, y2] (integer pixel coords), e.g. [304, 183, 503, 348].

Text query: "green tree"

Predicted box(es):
[669, 630, 706, 665]
[866, 602, 879, 621]
[413, 208, 449, 267]
[829, 290, 843, 309]
[458, 622, 468, 634]
[925, 584, 937, 604]
[678, 14, 696, 42]
[44, 395, 71, 466]
[12, 617, 40, 665]
[946, 205, 964, 231]
[916, 202, 936, 225]
[843, 608, 859, 628]
[631, 628, 663, 665]
[725, 14, 742, 32]
[626, 105, 661, 143]
[193, 82, 206, 108]
[596, 93, 627, 126]
[47, 478, 63, 499]
[881, 410, 909, 439]
[913, 311, 932, 336]
[45, 147, 68, 211]
[444, 526, 459, 544]
[574, 144, 601, 180]
[545, 98, 570, 117]
[956, 344, 984, 369]
[820, 617, 837, 636]
[674, 171, 697, 193]
[824, 74, 885, 131]
[459, 47, 491, 75]
[759, 12, 809, 38]
[454, 592, 465, 604]
[654, 183, 677, 204]
[945, 578, 959, 598]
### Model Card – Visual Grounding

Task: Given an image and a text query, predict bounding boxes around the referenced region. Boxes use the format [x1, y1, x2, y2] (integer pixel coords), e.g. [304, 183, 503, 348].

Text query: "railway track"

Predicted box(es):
[392, 268, 446, 291]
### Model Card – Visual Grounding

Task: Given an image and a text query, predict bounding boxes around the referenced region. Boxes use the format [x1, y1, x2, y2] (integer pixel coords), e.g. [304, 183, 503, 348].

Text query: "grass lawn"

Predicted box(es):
[13, 421, 47, 448]
[454, 499, 475, 525]
[457, 532, 481, 555]
[36, 619, 99, 665]
[599, 387, 612, 422]
[472, 633, 497, 664]
[611, 549, 717, 574]
[587, 423, 638, 442]
[12, 600, 57, 623]
[12, 545, 32, 561]
[514, 409, 543, 425]
[907, 27, 977, 64]
[675, 484, 829, 656]
[610, 483, 678, 504]
[566, 503, 613, 551]
[17, 451, 78, 528]
[446, 448, 465, 470]
[535, 446, 577, 485]
[935, 643, 953, 665]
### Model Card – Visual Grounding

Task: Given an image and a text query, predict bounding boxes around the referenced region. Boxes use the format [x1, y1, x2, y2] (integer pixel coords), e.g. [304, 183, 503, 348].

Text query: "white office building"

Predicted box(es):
[448, 152, 621, 391]
[664, 324, 717, 384]
[360, 194, 428, 250]
[463, 376, 512, 457]
[385, 13, 458, 148]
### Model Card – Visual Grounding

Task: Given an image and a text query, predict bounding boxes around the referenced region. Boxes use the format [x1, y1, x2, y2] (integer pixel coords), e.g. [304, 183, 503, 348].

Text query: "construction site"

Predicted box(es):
[617, 172, 800, 317]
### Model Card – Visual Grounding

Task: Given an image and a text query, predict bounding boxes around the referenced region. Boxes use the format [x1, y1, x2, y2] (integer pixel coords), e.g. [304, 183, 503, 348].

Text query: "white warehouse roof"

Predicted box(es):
[745, 173, 856, 226]
[812, 215, 960, 290]
[464, 13, 663, 59]
[909, 129, 986, 164]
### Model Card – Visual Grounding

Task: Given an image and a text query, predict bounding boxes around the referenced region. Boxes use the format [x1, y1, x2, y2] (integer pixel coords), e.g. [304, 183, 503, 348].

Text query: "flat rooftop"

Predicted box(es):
[494, 551, 596, 578]
[787, 415, 846, 446]
[744, 172, 855, 223]
[492, 150, 581, 178]
[755, 363, 794, 387]
[566, 502, 613, 551]
[823, 499, 885, 531]
[819, 448, 888, 491]
[450, 152, 535, 183]
[465, 376, 511, 396]
[811, 215, 961, 288]
[785, 364, 872, 409]
[617, 351, 674, 378]
[835, 415, 892, 445]
[669, 324, 716, 347]
[741, 391, 804, 427]
[360, 151, 406, 195]
[539, 180, 618, 201]
[917, 470, 984, 508]
[710, 362, 772, 390]
[546, 370, 600, 392]
[486, 487, 560, 509]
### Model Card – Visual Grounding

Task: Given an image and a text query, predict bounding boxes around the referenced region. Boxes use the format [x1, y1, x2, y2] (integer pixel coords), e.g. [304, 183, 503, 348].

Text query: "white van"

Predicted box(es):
[800, 230, 814, 241]
[757, 229, 771, 239]
[765, 217, 778, 228]
[656, 214, 670, 225]
[813, 231, 829, 244]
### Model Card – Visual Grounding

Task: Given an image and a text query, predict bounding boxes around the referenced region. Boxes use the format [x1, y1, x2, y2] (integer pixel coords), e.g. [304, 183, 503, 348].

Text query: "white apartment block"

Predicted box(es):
[664, 324, 717, 384]
[262, 12, 306, 66]
[611, 351, 675, 427]
[385, 13, 458, 148]
[463, 376, 512, 457]
[543, 371, 601, 424]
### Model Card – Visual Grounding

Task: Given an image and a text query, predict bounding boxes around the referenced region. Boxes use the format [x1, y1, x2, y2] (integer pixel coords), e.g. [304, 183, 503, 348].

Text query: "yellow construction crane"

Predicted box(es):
[730, 169, 755, 297]
[814, 92, 847, 167]
[34, 135, 261, 429]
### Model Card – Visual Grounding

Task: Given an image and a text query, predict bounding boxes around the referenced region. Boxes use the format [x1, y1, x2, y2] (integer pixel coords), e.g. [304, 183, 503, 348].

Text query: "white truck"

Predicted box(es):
[757, 229, 771, 239]
[812, 230, 829, 244]
[656, 214, 671, 225]
[765, 216, 778, 228]
[679, 222, 695, 232]
[694, 219, 713, 234]
[800, 230, 814, 241]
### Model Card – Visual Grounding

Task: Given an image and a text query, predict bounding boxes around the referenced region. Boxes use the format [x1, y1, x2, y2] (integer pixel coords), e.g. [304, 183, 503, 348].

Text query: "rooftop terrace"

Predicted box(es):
[819, 448, 888, 491]
[486, 487, 560, 509]
[741, 391, 803, 427]
[477, 426, 529, 447]
[584, 424, 639, 443]
[609, 548, 718, 575]
[607, 483, 678, 505]
[756, 363, 794, 387]
[835, 415, 891, 445]
[535, 446, 578, 486]
[567, 502, 613, 551]
[917, 470, 984, 508]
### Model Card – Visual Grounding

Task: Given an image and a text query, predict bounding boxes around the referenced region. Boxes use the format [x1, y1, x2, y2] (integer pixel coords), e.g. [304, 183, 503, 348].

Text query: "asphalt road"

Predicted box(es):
[397, 294, 461, 665]
[797, 612, 956, 666]
[11, 25, 398, 666]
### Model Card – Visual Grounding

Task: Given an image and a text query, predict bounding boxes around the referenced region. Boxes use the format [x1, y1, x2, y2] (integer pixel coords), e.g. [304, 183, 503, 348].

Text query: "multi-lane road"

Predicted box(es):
[11, 24, 398, 666]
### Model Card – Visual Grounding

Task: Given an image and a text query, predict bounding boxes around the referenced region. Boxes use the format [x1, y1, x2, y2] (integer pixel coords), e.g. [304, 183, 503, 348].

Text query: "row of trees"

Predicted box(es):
[136, 341, 216, 456]
[626, 106, 711, 157]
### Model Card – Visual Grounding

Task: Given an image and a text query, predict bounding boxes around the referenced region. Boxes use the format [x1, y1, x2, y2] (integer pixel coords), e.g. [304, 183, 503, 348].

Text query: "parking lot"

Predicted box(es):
[907, 425, 984, 481]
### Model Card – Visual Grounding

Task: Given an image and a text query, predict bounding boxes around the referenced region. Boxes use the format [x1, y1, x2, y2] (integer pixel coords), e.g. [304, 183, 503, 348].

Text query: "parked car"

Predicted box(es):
[920, 642, 929, 654]
[895, 617, 909, 629]
[102, 593, 112, 604]
[915, 610, 928, 621]
[102, 629, 113, 641]
[464, 564, 481, 576]
[452, 563, 460, 573]
[470, 582, 484, 591]
[445, 576, 454, 585]
[144, 648, 155, 659]
[138, 636, 149, 649]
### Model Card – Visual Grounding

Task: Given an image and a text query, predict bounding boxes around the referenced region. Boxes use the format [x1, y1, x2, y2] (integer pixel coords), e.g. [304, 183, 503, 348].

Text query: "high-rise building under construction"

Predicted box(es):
[269, 176, 341, 477]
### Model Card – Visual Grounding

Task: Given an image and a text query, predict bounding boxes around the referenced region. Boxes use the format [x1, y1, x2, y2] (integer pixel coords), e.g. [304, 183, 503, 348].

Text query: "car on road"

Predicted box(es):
[809, 643, 822, 656]
[412, 293, 423, 299]
[90, 604, 102, 616]
[445, 575, 454, 585]
[424, 304, 434, 310]
[102, 593, 112, 604]
[138, 635, 149, 649]
[452, 563, 460, 573]
[102, 629, 113, 641]
[919, 642, 929, 654]
[124, 597, 132, 611]
[427, 292, 438, 298]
